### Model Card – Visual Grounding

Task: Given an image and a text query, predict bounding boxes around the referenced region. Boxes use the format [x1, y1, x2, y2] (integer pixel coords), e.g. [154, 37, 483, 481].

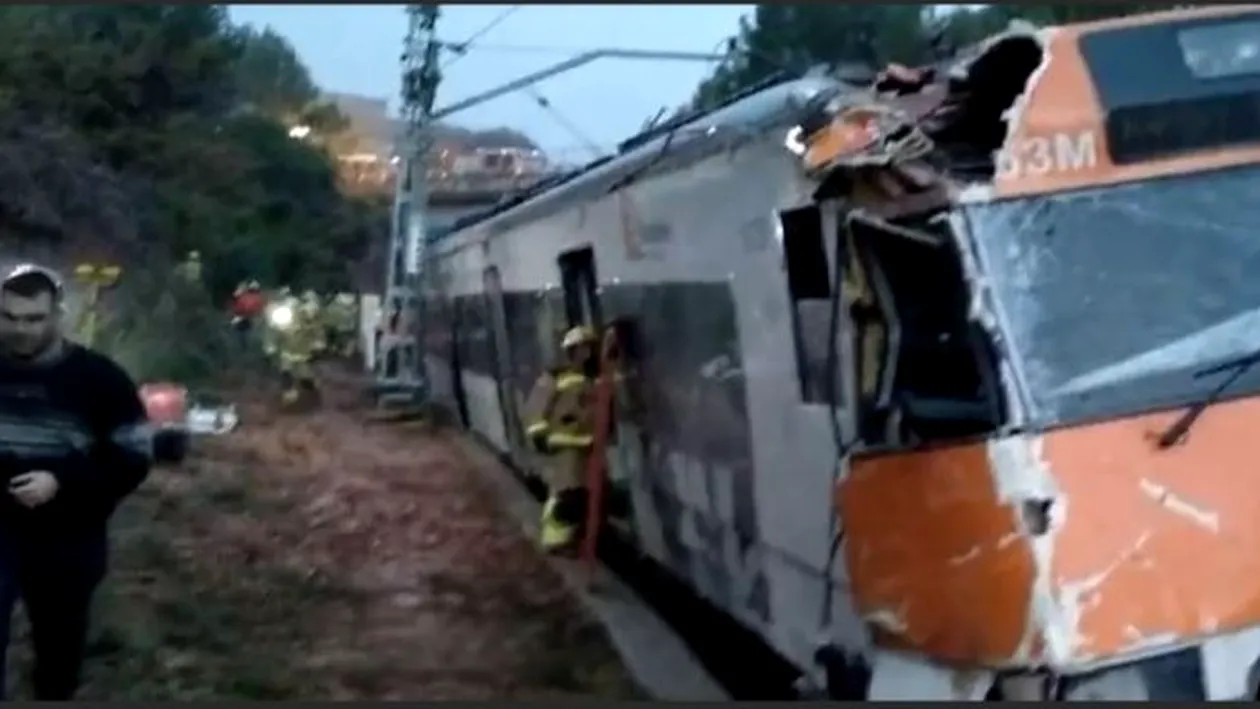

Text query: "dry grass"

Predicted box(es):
[5, 373, 641, 700]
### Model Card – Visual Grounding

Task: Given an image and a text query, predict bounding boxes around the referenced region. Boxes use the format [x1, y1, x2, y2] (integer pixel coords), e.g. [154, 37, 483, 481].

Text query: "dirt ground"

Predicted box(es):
[6, 370, 641, 700]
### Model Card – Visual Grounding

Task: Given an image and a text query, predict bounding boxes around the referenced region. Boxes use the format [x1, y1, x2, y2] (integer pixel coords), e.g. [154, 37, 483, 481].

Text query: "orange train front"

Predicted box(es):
[842, 413, 1260, 664]
[825, 4, 1260, 701]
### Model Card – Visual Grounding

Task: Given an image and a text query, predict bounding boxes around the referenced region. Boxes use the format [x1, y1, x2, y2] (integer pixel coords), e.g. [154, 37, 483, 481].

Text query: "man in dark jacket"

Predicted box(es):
[0, 264, 152, 699]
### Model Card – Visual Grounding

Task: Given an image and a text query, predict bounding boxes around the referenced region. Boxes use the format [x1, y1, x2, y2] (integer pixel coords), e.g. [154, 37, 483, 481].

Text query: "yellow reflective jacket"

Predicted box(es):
[523, 367, 595, 449]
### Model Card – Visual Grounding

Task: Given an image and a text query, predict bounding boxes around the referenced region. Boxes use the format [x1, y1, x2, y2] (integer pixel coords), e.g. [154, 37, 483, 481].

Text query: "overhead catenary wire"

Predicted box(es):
[437, 6, 611, 160]
[432, 8, 775, 168]
[439, 5, 523, 71]
[520, 86, 606, 159]
[433, 36, 797, 83]
[435, 39, 613, 56]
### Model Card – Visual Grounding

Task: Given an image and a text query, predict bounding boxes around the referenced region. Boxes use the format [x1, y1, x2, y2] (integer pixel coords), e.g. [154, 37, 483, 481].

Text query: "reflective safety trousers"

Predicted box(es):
[540, 496, 574, 550]
[539, 487, 590, 552]
[524, 367, 598, 551]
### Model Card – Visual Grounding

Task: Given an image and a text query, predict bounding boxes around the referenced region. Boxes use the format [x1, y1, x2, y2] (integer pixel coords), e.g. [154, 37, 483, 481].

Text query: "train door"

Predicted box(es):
[556, 246, 637, 530]
[483, 266, 523, 454]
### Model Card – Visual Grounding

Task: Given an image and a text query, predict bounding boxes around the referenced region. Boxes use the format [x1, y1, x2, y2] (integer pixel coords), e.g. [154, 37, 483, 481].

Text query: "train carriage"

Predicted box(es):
[416, 4, 1260, 701]
[421, 72, 864, 690]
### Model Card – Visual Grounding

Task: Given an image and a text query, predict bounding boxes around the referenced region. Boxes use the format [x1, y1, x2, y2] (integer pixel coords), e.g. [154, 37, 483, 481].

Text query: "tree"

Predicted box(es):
[694, 6, 932, 110]
[0, 4, 384, 305]
[232, 25, 346, 134]
[232, 26, 316, 116]
[692, 3, 1189, 110]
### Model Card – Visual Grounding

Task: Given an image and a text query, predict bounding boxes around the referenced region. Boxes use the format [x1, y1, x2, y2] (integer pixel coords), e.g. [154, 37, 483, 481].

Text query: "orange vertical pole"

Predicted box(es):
[579, 328, 619, 584]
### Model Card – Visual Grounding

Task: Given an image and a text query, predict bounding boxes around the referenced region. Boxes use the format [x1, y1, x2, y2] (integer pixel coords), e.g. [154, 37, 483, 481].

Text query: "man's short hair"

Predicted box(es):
[1, 265, 63, 301]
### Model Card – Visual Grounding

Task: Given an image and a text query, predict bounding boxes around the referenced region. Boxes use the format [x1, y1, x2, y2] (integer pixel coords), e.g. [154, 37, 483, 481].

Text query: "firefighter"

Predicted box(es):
[176, 250, 202, 285]
[230, 280, 265, 331]
[298, 291, 327, 358]
[523, 325, 600, 554]
[263, 291, 323, 405]
[260, 291, 296, 362]
[325, 293, 359, 358]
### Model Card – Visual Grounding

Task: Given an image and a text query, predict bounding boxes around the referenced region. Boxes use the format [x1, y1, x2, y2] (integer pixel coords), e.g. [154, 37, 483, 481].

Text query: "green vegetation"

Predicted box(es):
[0, 5, 388, 381]
[693, 4, 1191, 109]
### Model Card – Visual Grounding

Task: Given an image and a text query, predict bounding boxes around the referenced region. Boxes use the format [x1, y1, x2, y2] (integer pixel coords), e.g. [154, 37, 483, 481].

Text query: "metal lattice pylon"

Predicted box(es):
[376, 4, 441, 402]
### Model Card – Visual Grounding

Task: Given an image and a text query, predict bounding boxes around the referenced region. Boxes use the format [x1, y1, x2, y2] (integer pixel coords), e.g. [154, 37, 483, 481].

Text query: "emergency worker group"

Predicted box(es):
[185, 252, 622, 555]
[179, 251, 361, 405]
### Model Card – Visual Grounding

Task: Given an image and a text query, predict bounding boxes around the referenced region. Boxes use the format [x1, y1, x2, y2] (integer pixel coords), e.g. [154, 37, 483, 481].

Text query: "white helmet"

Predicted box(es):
[561, 325, 596, 350]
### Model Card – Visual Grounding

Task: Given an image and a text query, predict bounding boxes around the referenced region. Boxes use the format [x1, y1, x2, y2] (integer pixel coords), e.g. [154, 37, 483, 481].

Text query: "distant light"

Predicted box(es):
[268, 305, 295, 330]
[288, 125, 312, 140]
[390, 156, 402, 166]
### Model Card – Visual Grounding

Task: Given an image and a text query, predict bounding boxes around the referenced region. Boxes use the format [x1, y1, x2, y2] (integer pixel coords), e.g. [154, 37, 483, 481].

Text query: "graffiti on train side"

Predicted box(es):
[636, 440, 771, 626]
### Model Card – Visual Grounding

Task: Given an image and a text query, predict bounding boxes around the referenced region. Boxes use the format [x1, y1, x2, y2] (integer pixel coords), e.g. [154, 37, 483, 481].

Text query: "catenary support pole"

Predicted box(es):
[377, 14, 724, 403]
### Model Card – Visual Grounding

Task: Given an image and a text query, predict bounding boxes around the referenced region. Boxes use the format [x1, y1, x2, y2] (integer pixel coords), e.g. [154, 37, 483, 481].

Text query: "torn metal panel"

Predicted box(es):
[986, 435, 1067, 664]
[837, 441, 1039, 667]
[838, 420, 1257, 674]
[825, 6, 1260, 698]
[794, 19, 1055, 204]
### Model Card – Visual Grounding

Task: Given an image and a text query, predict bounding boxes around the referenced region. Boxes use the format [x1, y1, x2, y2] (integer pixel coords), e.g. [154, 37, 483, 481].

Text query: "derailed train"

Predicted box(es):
[418, 5, 1260, 701]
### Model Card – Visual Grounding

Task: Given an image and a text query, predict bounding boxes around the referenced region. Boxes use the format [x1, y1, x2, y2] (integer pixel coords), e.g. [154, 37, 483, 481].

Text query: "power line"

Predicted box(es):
[436, 7, 609, 160]
[435, 40, 592, 56]
[439, 5, 522, 71]
[433, 38, 733, 61]
[520, 86, 605, 159]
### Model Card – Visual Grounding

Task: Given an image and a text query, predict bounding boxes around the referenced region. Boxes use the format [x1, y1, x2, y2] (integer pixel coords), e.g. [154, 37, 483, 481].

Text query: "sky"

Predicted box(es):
[228, 4, 753, 163]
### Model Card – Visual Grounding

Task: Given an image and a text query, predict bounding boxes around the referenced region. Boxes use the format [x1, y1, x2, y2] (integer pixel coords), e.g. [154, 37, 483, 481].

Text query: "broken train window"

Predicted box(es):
[962, 164, 1260, 425]
[847, 210, 1006, 448]
[779, 205, 840, 404]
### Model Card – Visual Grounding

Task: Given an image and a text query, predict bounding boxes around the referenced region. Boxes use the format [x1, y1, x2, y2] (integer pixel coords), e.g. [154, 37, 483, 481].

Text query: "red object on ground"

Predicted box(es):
[232, 289, 266, 319]
[579, 329, 620, 583]
[141, 382, 189, 426]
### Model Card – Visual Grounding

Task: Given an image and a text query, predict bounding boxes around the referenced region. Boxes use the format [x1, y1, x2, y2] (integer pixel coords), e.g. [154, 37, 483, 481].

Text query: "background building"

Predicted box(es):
[325, 91, 558, 219]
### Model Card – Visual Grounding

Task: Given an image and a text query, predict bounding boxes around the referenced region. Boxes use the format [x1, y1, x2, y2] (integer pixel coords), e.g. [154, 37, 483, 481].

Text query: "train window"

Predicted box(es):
[1177, 20, 1260, 79]
[851, 215, 1006, 448]
[779, 206, 835, 403]
[782, 207, 830, 300]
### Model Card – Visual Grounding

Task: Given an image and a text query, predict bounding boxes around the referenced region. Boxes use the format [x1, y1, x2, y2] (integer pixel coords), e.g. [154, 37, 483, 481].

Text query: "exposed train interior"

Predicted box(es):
[779, 200, 1007, 453]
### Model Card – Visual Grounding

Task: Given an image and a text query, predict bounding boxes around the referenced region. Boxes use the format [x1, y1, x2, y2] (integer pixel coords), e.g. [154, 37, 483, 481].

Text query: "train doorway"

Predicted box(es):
[483, 266, 523, 454]
[557, 246, 602, 331]
[555, 246, 638, 529]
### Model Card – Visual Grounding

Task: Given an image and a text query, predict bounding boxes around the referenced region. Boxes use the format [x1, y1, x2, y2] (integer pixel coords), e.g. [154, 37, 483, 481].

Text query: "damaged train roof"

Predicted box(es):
[798, 4, 1260, 212]
[439, 4, 1260, 243]
[440, 74, 849, 241]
